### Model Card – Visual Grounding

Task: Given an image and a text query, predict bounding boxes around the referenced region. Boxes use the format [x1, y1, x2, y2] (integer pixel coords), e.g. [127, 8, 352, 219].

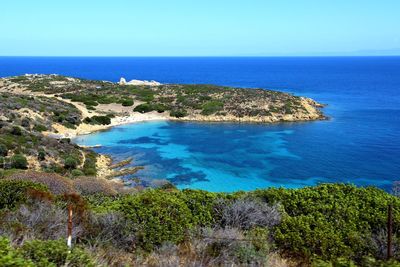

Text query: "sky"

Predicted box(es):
[1, 0, 399, 56]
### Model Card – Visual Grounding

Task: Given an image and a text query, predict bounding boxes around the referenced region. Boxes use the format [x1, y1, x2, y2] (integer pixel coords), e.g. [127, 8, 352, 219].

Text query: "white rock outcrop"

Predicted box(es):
[119, 77, 161, 86]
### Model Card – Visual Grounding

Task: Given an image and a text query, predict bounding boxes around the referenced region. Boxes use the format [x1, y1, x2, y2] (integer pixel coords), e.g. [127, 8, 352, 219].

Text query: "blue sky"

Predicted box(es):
[1, 0, 399, 56]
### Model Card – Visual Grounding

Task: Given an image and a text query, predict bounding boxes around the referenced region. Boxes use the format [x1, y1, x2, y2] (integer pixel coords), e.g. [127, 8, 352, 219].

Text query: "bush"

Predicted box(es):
[0, 144, 8, 157]
[82, 152, 97, 176]
[0, 237, 34, 266]
[11, 126, 22, 136]
[133, 103, 153, 113]
[121, 98, 134, 106]
[1, 200, 67, 241]
[201, 101, 224, 115]
[0, 180, 48, 210]
[115, 190, 193, 250]
[83, 100, 98, 106]
[20, 239, 95, 266]
[216, 198, 281, 230]
[251, 184, 400, 261]
[84, 116, 111, 125]
[64, 156, 79, 169]
[170, 109, 188, 118]
[11, 154, 28, 169]
[179, 189, 221, 226]
[38, 149, 46, 161]
[71, 169, 85, 177]
[83, 211, 135, 250]
[33, 124, 48, 132]
[152, 103, 167, 113]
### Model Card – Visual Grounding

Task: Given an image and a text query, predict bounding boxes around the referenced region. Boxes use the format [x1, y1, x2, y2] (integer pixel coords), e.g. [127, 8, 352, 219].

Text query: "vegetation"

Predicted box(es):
[170, 108, 188, 118]
[0, 179, 399, 266]
[2, 74, 324, 123]
[11, 154, 28, 169]
[0, 237, 94, 266]
[201, 100, 224, 115]
[83, 115, 111, 125]
[0, 74, 342, 266]
[133, 103, 153, 113]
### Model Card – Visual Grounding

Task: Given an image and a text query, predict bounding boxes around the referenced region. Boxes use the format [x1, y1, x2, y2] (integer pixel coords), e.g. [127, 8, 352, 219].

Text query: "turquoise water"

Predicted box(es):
[1, 57, 400, 192]
[74, 121, 318, 191]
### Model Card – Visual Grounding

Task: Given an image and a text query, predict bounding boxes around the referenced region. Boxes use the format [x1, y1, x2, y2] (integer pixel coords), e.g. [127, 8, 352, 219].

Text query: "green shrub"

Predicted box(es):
[132, 89, 155, 102]
[251, 184, 400, 261]
[0, 144, 8, 157]
[82, 152, 97, 176]
[134, 103, 153, 113]
[0, 237, 34, 266]
[33, 124, 47, 132]
[179, 189, 220, 226]
[11, 126, 22, 136]
[121, 98, 134, 106]
[38, 149, 46, 161]
[20, 239, 95, 267]
[201, 101, 224, 115]
[83, 100, 98, 106]
[64, 156, 79, 169]
[0, 180, 48, 210]
[170, 109, 188, 118]
[71, 169, 85, 177]
[11, 154, 28, 169]
[152, 103, 167, 113]
[115, 190, 193, 250]
[84, 116, 111, 125]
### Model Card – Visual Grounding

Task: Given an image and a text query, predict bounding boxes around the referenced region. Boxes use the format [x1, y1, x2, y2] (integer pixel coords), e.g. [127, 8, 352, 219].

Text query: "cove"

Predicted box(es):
[73, 119, 397, 192]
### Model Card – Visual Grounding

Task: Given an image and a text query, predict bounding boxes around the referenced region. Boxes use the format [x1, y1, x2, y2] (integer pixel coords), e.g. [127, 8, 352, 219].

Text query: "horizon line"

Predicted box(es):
[1, 55, 400, 58]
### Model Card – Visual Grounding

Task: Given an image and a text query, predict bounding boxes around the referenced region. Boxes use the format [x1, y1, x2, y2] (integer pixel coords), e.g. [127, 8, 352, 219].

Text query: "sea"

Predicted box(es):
[1, 56, 399, 192]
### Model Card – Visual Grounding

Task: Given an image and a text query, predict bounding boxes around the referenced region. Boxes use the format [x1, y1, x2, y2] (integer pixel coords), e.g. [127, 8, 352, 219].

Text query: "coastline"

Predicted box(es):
[46, 97, 326, 139]
[0, 75, 327, 180]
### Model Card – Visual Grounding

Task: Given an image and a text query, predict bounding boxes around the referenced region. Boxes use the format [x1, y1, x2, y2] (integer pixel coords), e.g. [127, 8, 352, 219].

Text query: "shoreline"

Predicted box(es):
[51, 98, 327, 139]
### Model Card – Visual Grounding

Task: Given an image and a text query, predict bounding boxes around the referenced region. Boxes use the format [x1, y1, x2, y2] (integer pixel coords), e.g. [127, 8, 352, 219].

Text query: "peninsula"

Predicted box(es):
[0, 74, 325, 138]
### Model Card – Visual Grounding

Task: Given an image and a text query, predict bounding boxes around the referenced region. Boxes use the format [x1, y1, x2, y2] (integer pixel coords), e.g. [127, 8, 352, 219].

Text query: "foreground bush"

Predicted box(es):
[2, 178, 400, 266]
[0, 237, 95, 267]
[0, 180, 47, 210]
[251, 184, 400, 262]
[115, 190, 193, 250]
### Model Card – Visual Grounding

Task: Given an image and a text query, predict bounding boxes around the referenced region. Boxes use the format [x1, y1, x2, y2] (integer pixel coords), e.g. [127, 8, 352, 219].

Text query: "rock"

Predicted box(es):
[119, 77, 127, 85]
[119, 77, 161, 86]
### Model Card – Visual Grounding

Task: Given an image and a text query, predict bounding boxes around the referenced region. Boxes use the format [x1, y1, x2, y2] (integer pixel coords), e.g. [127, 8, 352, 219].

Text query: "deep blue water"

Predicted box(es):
[1, 57, 399, 192]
